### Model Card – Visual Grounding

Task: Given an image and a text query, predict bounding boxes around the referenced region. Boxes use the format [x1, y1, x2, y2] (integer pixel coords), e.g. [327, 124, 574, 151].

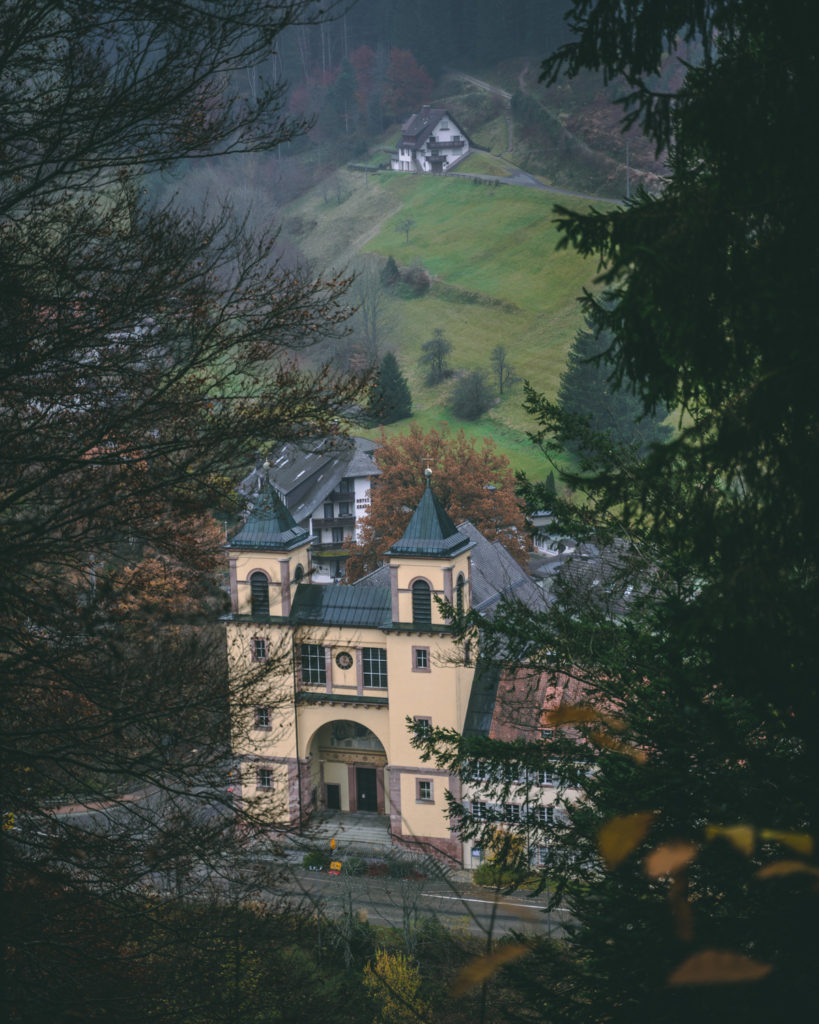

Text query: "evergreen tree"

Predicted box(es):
[417, 1, 819, 1019]
[558, 322, 671, 456]
[367, 352, 412, 424]
[380, 255, 400, 287]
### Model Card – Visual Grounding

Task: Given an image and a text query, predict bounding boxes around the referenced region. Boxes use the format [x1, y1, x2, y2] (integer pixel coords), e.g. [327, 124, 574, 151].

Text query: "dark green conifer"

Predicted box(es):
[367, 352, 411, 424]
[558, 323, 671, 456]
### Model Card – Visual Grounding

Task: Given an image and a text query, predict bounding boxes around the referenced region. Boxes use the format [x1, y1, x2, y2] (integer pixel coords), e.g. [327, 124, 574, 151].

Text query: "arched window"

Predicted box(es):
[411, 579, 431, 625]
[456, 573, 465, 617]
[250, 571, 269, 616]
[294, 564, 304, 583]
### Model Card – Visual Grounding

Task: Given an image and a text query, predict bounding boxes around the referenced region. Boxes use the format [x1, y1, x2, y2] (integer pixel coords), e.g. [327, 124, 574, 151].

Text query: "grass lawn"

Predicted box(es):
[283, 169, 611, 483]
[457, 151, 515, 176]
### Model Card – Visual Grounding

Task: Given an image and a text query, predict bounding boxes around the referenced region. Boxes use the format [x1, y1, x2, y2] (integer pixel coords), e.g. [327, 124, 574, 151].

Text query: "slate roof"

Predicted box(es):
[458, 521, 546, 618]
[290, 582, 392, 629]
[399, 106, 469, 149]
[462, 660, 503, 738]
[230, 474, 310, 551]
[385, 472, 473, 558]
[238, 436, 379, 526]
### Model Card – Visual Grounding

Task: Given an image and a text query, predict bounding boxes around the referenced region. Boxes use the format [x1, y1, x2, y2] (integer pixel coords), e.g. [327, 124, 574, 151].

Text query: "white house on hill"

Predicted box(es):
[391, 106, 471, 174]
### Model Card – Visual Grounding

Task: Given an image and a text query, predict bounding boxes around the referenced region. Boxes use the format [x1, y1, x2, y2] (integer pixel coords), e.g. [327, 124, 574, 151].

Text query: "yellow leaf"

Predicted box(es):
[589, 729, 649, 763]
[451, 943, 530, 996]
[759, 829, 815, 857]
[704, 824, 755, 856]
[644, 841, 698, 878]
[545, 705, 607, 726]
[756, 859, 819, 880]
[598, 812, 657, 870]
[668, 950, 772, 986]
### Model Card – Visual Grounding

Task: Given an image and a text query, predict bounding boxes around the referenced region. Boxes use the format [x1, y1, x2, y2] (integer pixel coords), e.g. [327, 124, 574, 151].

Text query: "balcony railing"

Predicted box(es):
[311, 514, 355, 529]
[327, 487, 356, 502]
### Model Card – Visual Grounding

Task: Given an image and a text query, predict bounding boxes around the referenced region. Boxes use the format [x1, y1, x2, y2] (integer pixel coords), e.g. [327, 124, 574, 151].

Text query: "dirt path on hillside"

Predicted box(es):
[337, 192, 404, 265]
[446, 66, 621, 204]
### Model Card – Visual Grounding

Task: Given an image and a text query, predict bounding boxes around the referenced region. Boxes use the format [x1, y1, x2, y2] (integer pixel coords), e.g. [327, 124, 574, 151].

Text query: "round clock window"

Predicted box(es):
[335, 651, 353, 670]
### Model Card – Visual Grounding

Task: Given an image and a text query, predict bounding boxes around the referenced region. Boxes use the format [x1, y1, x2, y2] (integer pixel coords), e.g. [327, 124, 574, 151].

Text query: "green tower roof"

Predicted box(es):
[385, 469, 472, 558]
[230, 468, 310, 551]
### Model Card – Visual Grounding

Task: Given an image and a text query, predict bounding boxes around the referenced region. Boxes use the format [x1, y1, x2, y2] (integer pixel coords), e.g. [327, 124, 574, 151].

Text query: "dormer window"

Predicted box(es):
[250, 572, 269, 616]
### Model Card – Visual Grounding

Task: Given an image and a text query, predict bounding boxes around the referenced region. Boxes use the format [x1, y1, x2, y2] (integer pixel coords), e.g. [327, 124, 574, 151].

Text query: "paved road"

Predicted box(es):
[445, 68, 623, 205]
[33, 789, 570, 938]
[236, 858, 570, 939]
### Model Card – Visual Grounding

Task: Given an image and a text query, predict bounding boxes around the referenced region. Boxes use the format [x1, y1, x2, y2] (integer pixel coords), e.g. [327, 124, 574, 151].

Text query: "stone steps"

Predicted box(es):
[300, 812, 393, 856]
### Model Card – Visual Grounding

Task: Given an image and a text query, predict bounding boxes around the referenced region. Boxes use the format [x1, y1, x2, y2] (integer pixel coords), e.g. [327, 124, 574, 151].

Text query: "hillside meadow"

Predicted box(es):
[285, 168, 611, 480]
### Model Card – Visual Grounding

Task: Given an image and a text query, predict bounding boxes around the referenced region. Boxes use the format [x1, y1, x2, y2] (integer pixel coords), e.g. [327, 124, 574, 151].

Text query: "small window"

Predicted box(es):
[362, 647, 388, 688]
[504, 803, 520, 822]
[332, 527, 343, 545]
[456, 573, 465, 616]
[539, 769, 556, 787]
[463, 641, 472, 666]
[414, 716, 431, 735]
[472, 801, 488, 819]
[412, 646, 430, 672]
[338, 501, 351, 516]
[324, 502, 334, 519]
[294, 564, 304, 582]
[537, 806, 555, 825]
[250, 572, 269, 616]
[257, 768, 273, 789]
[411, 580, 431, 625]
[252, 637, 268, 662]
[416, 779, 433, 802]
[254, 706, 271, 729]
[300, 644, 326, 685]
[540, 728, 555, 741]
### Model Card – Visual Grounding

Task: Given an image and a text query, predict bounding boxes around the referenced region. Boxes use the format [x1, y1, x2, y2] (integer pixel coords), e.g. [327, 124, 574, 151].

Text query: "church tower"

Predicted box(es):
[226, 464, 312, 620]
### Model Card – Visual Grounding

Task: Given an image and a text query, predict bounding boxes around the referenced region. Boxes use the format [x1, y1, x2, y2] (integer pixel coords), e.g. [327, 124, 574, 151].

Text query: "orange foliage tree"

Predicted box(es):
[345, 424, 529, 581]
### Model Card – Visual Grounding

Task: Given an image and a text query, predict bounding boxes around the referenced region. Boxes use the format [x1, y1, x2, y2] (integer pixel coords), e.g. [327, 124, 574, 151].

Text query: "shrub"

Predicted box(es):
[450, 369, 493, 420]
[342, 855, 367, 876]
[303, 850, 331, 871]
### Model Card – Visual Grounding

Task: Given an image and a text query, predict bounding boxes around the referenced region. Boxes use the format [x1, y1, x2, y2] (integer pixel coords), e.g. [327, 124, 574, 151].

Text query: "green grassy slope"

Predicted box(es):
[284, 168, 611, 481]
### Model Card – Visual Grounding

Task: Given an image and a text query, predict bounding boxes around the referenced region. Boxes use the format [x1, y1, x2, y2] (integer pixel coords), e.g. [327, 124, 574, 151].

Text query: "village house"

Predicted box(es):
[225, 463, 563, 866]
[390, 106, 472, 174]
[239, 437, 379, 583]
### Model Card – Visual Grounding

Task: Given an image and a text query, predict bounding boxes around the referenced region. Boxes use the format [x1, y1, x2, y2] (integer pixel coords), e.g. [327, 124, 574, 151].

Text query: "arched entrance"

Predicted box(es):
[308, 719, 388, 815]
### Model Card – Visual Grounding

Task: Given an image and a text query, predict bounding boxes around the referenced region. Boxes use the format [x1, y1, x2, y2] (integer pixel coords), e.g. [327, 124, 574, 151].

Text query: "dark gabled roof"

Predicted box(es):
[457, 521, 546, 617]
[385, 472, 473, 558]
[238, 436, 379, 525]
[290, 582, 392, 628]
[230, 474, 310, 551]
[399, 106, 468, 149]
[462, 660, 503, 738]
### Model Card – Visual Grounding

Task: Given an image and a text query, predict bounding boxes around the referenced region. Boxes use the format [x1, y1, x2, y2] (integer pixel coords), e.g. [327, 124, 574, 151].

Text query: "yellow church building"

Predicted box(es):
[225, 464, 545, 865]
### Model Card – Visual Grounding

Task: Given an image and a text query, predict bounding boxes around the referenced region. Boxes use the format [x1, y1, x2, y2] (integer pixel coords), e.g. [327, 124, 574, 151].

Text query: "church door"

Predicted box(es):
[355, 767, 377, 812]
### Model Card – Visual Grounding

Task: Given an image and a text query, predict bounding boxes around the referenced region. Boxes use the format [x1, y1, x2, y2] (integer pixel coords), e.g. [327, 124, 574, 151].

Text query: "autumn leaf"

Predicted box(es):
[704, 824, 755, 856]
[451, 943, 530, 996]
[545, 705, 618, 727]
[588, 729, 648, 762]
[759, 829, 814, 857]
[644, 841, 698, 878]
[668, 950, 772, 986]
[756, 859, 819, 880]
[598, 812, 657, 870]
